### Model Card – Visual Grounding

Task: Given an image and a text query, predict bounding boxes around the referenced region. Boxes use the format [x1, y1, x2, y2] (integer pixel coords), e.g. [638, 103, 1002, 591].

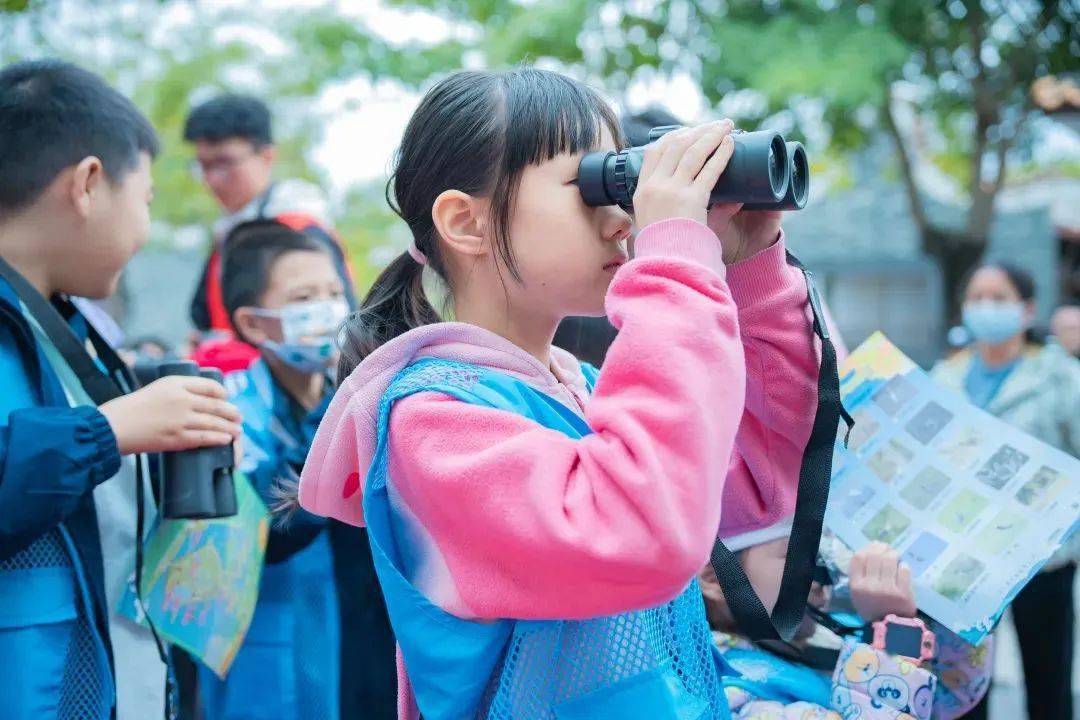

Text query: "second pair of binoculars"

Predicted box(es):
[578, 125, 809, 212]
[133, 359, 238, 521]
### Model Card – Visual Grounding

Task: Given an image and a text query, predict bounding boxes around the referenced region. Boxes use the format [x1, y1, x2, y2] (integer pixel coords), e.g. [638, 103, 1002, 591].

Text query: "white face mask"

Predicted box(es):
[962, 300, 1026, 345]
[252, 298, 349, 373]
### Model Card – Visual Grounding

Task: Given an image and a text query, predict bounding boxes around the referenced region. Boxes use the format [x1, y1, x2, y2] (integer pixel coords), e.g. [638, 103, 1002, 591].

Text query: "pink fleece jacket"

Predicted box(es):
[300, 218, 821, 719]
[300, 217, 821, 621]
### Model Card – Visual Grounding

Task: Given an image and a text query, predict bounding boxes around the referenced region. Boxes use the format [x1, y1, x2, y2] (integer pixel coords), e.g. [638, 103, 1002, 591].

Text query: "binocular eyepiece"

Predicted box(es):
[134, 359, 238, 520]
[578, 125, 809, 212]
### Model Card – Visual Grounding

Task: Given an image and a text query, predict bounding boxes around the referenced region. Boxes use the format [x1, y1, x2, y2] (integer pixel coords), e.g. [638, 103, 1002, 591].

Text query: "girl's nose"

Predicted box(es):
[601, 204, 633, 245]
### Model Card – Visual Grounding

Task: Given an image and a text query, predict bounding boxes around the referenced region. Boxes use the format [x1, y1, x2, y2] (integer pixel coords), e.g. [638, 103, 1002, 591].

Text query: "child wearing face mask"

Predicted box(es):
[197, 219, 396, 720]
[699, 539, 993, 720]
[295, 67, 827, 720]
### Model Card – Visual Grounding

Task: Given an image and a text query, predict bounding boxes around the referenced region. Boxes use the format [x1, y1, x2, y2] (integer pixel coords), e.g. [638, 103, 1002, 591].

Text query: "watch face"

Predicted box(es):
[885, 623, 924, 658]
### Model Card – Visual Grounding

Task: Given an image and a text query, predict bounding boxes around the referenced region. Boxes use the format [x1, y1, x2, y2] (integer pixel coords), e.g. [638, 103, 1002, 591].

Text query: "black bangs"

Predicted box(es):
[365, 65, 622, 349]
[499, 67, 623, 171]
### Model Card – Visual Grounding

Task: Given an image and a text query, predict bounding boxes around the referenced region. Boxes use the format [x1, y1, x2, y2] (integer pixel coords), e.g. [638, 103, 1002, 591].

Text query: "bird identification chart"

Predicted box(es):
[825, 332, 1080, 644]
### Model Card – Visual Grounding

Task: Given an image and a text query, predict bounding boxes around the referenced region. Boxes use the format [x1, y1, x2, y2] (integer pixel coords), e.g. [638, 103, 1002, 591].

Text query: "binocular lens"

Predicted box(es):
[790, 143, 809, 208]
[767, 137, 786, 200]
[743, 141, 809, 212]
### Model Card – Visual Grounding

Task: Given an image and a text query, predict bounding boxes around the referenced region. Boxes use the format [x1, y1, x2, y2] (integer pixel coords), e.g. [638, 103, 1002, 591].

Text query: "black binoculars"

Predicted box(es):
[133, 359, 238, 520]
[578, 125, 809, 212]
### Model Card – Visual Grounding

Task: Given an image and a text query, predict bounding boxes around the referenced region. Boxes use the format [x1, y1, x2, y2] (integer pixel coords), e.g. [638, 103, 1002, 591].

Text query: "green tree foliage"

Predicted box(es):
[4, 0, 1077, 318]
[385, 0, 1079, 317]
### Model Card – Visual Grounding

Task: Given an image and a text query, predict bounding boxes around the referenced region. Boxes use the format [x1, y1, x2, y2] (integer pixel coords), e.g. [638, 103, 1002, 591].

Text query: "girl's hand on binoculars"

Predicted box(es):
[708, 205, 783, 265]
[101, 376, 243, 455]
[632, 120, 735, 230]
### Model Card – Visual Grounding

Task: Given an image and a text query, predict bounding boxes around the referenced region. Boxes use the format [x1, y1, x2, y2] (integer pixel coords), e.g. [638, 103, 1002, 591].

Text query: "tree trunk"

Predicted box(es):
[883, 81, 1008, 330]
[921, 227, 988, 325]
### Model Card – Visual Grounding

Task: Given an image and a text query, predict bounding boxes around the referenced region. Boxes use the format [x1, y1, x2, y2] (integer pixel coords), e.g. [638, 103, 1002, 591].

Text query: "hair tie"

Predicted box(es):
[407, 241, 428, 266]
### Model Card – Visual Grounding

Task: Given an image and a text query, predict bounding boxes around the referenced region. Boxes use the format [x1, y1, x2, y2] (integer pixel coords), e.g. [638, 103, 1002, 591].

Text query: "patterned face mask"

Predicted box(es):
[252, 298, 349, 373]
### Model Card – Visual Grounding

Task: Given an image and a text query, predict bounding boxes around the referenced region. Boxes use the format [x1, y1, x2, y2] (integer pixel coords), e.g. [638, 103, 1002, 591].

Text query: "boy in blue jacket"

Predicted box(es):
[0, 60, 241, 719]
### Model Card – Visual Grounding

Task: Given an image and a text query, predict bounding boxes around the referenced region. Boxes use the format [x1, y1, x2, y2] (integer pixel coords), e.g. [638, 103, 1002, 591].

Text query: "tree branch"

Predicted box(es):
[968, 110, 1024, 239]
[964, 0, 1001, 241]
[990, 130, 1011, 198]
[882, 84, 930, 237]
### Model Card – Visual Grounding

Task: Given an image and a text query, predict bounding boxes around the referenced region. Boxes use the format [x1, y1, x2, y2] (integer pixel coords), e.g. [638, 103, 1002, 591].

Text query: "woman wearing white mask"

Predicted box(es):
[933, 261, 1080, 720]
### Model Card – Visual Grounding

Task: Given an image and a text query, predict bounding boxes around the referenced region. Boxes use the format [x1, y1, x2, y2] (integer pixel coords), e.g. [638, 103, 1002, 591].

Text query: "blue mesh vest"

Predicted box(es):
[364, 357, 731, 720]
[0, 529, 114, 719]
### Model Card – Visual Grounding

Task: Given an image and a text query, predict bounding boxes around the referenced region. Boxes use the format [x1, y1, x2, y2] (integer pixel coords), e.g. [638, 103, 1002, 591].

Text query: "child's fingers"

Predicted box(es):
[181, 430, 236, 449]
[674, 120, 733, 182]
[869, 547, 897, 584]
[182, 377, 229, 400]
[853, 541, 883, 562]
[692, 133, 735, 195]
[871, 549, 891, 583]
[863, 551, 883, 584]
[881, 548, 901, 583]
[640, 126, 689, 179]
[193, 397, 243, 423]
[184, 412, 242, 438]
[654, 125, 708, 178]
[897, 562, 913, 594]
[849, 547, 867, 580]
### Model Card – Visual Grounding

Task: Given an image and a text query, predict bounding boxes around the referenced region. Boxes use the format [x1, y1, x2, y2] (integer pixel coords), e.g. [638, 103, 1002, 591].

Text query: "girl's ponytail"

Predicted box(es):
[337, 250, 439, 380]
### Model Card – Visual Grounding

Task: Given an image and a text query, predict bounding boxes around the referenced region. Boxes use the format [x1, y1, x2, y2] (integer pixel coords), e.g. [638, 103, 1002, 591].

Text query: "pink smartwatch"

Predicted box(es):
[871, 614, 936, 666]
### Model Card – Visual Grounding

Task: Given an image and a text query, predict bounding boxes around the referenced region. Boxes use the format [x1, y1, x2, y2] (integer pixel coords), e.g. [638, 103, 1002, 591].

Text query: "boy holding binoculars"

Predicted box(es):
[0, 60, 241, 719]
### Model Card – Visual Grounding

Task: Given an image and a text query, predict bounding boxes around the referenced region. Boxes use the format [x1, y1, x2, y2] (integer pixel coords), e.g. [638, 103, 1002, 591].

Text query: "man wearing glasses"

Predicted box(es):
[183, 94, 356, 364]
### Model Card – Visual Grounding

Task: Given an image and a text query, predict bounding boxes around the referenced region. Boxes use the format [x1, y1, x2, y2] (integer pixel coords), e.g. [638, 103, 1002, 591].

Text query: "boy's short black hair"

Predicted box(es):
[221, 219, 330, 330]
[184, 94, 272, 146]
[0, 59, 159, 214]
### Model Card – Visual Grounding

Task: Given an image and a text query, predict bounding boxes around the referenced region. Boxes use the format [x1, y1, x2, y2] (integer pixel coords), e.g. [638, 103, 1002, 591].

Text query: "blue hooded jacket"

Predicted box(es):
[0, 276, 122, 718]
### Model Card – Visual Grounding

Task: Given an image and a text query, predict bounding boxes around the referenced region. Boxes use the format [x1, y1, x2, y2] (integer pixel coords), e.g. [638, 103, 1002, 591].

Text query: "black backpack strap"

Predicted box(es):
[0, 257, 125, 404]
[710, 252, 853, 650]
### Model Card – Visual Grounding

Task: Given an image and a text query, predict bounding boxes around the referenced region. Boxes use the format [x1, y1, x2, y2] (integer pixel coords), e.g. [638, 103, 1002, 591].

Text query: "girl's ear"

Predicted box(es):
[431, 190, 489, 258]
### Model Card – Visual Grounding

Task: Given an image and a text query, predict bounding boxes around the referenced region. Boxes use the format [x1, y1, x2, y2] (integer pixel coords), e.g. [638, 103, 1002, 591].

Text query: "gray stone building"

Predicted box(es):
[785, 145, 1063, 367]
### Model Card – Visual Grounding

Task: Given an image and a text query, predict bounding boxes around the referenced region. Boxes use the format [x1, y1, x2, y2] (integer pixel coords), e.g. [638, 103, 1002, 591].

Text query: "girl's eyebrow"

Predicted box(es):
[287, 284, 320, 296]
